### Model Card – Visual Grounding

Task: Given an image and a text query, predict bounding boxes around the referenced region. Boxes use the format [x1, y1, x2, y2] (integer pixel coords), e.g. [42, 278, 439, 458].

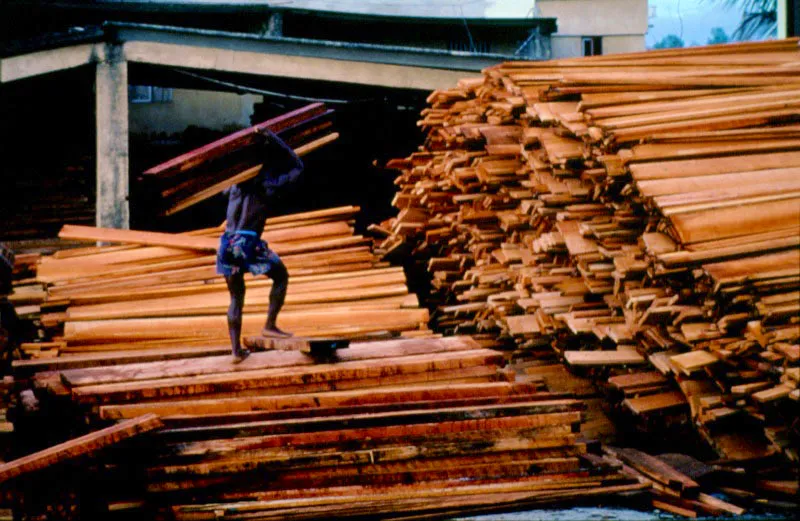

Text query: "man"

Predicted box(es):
[216, 129, 303, 362]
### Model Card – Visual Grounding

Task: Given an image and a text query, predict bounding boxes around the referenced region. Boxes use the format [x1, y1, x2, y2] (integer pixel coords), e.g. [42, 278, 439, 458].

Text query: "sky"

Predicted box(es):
[647, 0, 744, 47]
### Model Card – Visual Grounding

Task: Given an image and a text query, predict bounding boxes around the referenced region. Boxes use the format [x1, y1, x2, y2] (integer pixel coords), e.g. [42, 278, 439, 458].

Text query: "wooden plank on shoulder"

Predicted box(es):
[143, 103, 325, 177]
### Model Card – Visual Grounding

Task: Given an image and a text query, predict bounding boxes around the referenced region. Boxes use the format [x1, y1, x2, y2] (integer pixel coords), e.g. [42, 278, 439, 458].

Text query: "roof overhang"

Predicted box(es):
[2, 21, 539, 89]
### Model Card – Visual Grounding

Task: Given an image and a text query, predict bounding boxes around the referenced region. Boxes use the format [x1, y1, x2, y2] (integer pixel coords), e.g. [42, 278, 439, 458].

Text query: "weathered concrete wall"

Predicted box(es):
[551, 36, 583, 59]
[129, 89, 259, 136]
[551, 34, 647, 59]
[537, 0, 649, 36]
[603, 35, 647, 55]
[541, 0, 648, 57]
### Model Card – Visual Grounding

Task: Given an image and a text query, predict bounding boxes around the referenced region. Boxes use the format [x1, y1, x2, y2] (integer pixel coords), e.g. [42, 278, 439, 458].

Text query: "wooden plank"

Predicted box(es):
[62, 336, 480, 387]
[564, 350, 646, 366]
[58, 225, 219, 251]
[63, 308, 430, 345]
[98, 382, 541, 420]
[164, 133, 340, 215]
[158, 393, 574, 429]
[142, 103, 326, 176]
[12, 345, 232, 376]
[629, 150, 800, 182]
[608, 372, 668, 390]
[669, 197, 800, 244]
[171, 414, 580, 459]
[155, 406, 582, 442]
[670, 351, 719, 375]
[0, 415, 162, 484]
[623, 391, 688, 415]
[70, 350, 504, 404]
[612, 447, 700, 496]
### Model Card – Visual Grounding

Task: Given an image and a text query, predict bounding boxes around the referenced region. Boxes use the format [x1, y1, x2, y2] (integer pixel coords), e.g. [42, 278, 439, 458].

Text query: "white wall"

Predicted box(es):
[129, 88, 258, 136]
[537, 0, 648, 36]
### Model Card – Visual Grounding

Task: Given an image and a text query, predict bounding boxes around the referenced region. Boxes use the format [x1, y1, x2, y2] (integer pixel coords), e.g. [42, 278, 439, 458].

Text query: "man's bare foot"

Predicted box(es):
[261, 326, 293, 338]
[232, 348, 251, 364]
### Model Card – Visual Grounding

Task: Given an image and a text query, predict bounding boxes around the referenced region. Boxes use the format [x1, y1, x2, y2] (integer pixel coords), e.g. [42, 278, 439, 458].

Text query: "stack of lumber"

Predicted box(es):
[0, 377, 11, 451]
[141, 102, 337, 216]
[0, 161, 94, 241]
[5, 336, 648, 519]
[601, 447, 759, 518]
[376, 39, 800, 466]
[16, 205, 431, 356]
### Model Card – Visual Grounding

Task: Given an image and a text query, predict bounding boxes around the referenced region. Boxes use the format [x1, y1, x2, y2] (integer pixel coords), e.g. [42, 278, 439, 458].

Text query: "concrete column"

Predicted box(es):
[778, 0, 788, 39]
[95, 43, 129, 229]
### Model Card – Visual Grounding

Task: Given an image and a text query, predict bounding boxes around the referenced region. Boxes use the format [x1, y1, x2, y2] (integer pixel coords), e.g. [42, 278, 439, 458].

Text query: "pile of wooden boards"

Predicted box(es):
[141, 102, 338, 216]
[4, 336, 650, 519]
[0, 160, 94, 241]
[376, 39, 800, 466]
[12, 205, 432, 357]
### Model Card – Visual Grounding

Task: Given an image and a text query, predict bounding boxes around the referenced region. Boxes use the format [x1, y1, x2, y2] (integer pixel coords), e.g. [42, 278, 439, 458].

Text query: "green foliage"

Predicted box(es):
[653, 34, 685, 49]
[705, 0, 777, 40]
[707, 27, 730, 44]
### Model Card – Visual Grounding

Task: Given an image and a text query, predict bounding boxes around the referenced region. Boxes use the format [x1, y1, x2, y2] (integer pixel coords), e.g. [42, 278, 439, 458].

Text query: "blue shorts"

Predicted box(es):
[216, 231, 281, 277]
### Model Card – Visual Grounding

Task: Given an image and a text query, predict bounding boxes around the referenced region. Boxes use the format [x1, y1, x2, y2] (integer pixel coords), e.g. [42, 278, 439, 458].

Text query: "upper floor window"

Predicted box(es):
[582, 36, 602, 56]
[129, 86, 173, 104]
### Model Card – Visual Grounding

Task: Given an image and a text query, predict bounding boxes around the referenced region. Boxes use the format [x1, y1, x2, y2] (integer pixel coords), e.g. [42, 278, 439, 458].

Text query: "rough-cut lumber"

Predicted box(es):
[143, 103, 326, 177]
[564, 350, 646, 366]
[62, 308, 430, 346]
[60, 336, 481, 387]
[611, 447, 700, 496]
[69, 349, 503, 404]
[0, 414, 162, 484]
[12, 345, 232, 376]
[164, 133, 340, 215]
[623, 391, 688, 415]
[58, 225, 219, 251]
[98, 382, 540, 420]
[381, 38, 800, 471]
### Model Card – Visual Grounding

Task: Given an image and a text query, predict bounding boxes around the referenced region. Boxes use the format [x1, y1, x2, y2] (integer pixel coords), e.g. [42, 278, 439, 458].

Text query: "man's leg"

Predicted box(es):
[225, 272, 249, 361]
[263, 257, 291, 337]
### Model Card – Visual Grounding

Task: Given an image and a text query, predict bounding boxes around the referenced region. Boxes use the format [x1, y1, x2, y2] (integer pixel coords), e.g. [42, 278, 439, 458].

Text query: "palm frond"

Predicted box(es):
[701, 0, 777, 40]
[732, 11, 777, 39]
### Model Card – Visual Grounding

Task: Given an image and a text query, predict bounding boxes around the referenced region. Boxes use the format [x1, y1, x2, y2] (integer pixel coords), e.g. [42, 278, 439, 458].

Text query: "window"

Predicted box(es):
[582, 36, 602, 56]
[129, 86, 173, 104]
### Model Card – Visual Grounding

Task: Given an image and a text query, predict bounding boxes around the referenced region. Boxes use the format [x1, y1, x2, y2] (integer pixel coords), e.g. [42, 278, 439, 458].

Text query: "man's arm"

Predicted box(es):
[258, 129, 304, 197]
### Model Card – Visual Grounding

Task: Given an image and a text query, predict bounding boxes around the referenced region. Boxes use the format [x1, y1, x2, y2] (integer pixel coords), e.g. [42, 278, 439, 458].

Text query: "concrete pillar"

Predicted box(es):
[778, 0, 788, 39]
[95, 43, 129, 229]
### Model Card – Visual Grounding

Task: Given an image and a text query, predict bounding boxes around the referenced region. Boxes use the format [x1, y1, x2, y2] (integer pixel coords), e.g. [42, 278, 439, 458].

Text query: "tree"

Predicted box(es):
[707, 27, 730, 44]
[653, 34, 685, 49]
[706, 0, 777, 40]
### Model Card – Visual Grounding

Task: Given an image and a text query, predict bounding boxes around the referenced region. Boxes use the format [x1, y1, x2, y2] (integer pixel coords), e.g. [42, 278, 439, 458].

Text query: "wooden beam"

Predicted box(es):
[0, 415, 162, 484]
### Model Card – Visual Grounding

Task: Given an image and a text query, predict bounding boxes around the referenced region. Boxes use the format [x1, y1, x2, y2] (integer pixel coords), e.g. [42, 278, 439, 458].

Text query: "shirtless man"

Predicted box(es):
[216, 130, 303, 362]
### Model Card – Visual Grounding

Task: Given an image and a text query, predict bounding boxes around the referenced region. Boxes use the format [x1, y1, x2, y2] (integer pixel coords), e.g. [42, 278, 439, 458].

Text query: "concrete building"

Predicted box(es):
[263, 0, 649, 58]
[536, 0, 649, 58]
